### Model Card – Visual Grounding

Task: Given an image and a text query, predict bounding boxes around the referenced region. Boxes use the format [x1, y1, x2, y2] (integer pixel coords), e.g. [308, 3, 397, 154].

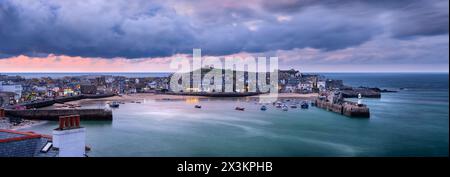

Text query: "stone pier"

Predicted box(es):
[314, 99, 370, 118]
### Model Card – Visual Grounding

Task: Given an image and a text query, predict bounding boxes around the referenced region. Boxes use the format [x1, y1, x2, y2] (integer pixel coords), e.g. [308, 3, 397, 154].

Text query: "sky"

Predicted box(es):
[0, 0, 448, 72]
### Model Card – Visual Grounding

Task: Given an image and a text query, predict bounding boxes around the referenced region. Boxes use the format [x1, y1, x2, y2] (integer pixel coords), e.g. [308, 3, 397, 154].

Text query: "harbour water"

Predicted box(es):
[22, 73, 449, 157]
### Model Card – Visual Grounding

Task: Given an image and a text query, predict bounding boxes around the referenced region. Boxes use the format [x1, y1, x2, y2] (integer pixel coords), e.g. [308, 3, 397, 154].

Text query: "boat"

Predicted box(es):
[195, 105, 202, 109]
[282, 105, 289, 111]
[235, 107, 245, 111]
[109, 101, 120, 108]
[290, 104, 298, 108]
[300, 102, 309, 109]
[260, 105, 267, 111]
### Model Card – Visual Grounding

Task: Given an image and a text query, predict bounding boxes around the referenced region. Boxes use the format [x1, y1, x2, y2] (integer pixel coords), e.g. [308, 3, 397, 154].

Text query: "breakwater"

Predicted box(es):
[20, 94, 115, 109]
[4, 109, 112, 121]
[314, 99, 370, 118]
[340, 88, 381, 98]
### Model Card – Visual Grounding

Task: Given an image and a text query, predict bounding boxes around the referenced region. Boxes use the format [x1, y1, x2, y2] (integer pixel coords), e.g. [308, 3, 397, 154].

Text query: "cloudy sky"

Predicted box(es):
[0, 0, 448, 72]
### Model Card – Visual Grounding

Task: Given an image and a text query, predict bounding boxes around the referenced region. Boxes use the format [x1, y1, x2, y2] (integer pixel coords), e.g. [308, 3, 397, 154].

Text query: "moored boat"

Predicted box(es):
[235, 107, 245, 111]
[282, 105, 289, 111]
[301, 101, 309, 109]
[109, 101, 120, 108]
[260, 105, 267, 111]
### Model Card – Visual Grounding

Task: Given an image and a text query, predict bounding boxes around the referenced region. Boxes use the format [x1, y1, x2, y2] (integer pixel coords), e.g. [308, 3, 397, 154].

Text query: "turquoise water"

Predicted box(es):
[22, 73, 449, 157]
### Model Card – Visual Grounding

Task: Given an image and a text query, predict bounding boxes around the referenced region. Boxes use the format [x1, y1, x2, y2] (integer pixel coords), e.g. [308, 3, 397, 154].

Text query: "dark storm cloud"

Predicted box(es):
[387, 0, 449, 38]
[0, 0, 448, 58]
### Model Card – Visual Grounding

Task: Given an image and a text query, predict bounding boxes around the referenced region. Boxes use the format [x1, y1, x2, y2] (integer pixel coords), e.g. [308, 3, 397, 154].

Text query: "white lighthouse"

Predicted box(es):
[357, 93, 362, 105]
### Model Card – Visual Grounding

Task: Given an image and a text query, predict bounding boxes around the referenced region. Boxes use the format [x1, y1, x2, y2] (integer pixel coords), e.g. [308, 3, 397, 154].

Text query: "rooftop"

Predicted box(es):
[0, 129, 58, 157]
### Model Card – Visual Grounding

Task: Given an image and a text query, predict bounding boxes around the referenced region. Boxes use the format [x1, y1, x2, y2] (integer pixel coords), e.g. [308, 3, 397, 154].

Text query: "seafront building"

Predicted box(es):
[0, 81, 23, 103]
[0, 70, 347, 108]
[168, 68, 331, 94]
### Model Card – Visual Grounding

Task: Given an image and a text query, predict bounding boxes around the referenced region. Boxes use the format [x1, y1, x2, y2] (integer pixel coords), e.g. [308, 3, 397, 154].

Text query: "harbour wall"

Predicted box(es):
[4, 109, 112, 121]
[21, 94, 115, 109]
[314, 99, 370, 118]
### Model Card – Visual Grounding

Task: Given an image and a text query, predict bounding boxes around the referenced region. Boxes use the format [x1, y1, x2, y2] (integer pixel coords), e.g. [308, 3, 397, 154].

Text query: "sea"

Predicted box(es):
[16, 73, 449, 157]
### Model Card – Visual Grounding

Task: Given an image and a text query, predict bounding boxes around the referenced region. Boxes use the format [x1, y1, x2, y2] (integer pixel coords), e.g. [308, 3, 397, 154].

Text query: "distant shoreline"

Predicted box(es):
[2, 72, 447, 79]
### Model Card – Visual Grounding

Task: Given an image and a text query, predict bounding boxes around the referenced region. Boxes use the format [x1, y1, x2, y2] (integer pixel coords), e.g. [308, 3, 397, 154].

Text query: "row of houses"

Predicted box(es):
[168, 68, 345, 94]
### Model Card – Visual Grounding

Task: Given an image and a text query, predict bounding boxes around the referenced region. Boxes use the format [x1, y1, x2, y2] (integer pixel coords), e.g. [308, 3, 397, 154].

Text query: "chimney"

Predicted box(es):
[53, 115, 86, 157]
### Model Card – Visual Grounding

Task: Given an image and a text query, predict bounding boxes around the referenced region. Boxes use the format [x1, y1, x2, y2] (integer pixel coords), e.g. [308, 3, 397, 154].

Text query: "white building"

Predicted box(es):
[298, 81, 313, 91]
[0, 81, 23, 101]
[317, 81, 326, 91]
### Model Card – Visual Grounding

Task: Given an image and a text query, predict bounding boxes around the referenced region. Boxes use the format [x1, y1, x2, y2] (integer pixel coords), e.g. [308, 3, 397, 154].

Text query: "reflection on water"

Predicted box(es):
[185, 98, 199, 104]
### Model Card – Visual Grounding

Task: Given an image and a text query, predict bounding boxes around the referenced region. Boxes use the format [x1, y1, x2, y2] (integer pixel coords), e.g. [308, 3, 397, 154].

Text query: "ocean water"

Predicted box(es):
[22, 73, 449, 157]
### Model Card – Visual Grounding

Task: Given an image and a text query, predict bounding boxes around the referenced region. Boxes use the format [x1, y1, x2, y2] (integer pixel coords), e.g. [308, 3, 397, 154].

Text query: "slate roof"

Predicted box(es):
[0, 129, 58, 157]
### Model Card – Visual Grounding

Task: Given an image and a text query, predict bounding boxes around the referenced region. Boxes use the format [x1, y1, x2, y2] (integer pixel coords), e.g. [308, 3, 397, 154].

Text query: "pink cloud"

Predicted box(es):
[0, 54, 175, 72]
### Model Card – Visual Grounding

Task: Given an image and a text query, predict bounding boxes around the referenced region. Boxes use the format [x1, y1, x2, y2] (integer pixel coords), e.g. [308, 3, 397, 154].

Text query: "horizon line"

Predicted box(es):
[1, 71, 448, 74]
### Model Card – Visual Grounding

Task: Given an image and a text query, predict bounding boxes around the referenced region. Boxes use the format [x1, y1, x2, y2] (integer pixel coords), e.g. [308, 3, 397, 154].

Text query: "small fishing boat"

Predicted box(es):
[282, 105, 289, 111]
[109, 101, 120, 108]
[235, 107, 245, 111]
[195, 105, 202, 109]
[300, 102, 309, 109]
[290, 104, 298, 108]
[260, 105, 267, 111]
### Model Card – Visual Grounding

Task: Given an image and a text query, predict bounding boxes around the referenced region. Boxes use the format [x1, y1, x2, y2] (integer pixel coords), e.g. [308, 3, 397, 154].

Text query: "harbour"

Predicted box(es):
[15, 73, 449, 157]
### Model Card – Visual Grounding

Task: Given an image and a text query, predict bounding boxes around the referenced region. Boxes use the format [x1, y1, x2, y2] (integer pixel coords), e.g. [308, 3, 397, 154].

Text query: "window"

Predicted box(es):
[41, 142, 53, 153]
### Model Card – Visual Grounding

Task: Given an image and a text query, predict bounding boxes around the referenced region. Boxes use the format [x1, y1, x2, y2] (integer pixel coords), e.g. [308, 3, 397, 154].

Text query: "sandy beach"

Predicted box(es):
[64, 93, 318, 105]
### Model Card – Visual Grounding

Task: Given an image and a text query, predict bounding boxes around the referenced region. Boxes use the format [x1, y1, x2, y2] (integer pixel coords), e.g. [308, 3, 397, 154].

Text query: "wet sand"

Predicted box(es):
[65, 93, 318, 105]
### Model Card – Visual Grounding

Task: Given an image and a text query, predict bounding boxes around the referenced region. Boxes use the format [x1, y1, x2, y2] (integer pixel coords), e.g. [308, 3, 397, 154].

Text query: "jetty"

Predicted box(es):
[18, 94, 115, 109]
[2, 94, 115, 121]
[313, 91, 370, 118]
